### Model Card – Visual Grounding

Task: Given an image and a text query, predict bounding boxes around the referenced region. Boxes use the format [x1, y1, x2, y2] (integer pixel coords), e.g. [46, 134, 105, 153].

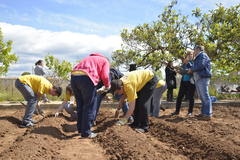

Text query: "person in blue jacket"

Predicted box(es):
[171, 50, 195, 116]
[188, 45, 212, 120]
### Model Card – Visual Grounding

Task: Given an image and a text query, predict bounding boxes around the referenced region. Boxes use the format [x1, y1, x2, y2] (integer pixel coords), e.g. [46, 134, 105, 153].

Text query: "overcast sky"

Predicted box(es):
[0, 0, 239, 76]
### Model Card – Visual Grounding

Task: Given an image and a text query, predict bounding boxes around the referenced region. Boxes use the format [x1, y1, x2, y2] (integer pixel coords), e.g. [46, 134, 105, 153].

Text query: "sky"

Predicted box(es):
[0, 0, 239, 76]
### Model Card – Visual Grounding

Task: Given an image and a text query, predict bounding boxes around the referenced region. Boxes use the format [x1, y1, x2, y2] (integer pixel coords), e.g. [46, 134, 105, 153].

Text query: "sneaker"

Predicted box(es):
[195, 114, 211, 121]
[30, 119, 37, 124]
[135, 128, 148, 133]
[19, 122, 34, 128]
[170, 112, 179, 116]
[187, 113, 192, 117]
[82, 132, 98, 139]
[128, 116, 134, 124]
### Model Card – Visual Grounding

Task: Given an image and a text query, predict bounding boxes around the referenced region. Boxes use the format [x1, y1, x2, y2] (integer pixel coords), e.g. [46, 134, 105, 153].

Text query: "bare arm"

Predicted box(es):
[123, 100, 135, 119]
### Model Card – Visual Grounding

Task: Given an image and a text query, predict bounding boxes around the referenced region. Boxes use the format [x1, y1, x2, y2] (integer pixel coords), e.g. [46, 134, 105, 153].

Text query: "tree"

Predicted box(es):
[21, 72, 31, 76]
[45, 55, 72, 82]
[0, 28, 18, 75]
[192, 4, 240, 82]
[112, 0, 194, 71]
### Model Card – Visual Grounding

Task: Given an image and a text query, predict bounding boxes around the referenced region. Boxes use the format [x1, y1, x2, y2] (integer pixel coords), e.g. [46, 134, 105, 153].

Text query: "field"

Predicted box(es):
[0, 105, 239, 160]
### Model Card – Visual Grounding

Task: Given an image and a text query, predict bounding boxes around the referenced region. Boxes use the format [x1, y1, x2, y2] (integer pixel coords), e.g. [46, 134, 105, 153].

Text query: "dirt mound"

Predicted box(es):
[0, 105, 239, 160]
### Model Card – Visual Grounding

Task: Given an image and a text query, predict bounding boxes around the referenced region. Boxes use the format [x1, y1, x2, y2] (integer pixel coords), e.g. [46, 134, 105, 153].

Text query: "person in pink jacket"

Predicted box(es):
[71, 53, 110, 138]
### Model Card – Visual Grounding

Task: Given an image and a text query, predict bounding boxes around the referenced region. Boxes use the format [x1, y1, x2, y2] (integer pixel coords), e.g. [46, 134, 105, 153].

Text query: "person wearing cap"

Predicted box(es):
[149, 80, 167, 117]
[110, 70, 158, 133]
[71, 53, 110, 138]
[188, 45, 212, 120]
[15, 75, 62, 128]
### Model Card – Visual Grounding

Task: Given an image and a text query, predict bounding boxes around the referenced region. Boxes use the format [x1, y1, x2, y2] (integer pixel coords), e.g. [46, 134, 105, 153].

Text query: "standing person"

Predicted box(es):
[71, 53, 111, 138]
[34, 60, 49, 103]
[110, 70, 158, 133]
[34, 60, 46, 76]
[171, 50, 196, 116]
[165, 61, 177, 102]
[149, 80, 167, 117]
[188, 45, 212, 120]
[15, 75, 62, 127]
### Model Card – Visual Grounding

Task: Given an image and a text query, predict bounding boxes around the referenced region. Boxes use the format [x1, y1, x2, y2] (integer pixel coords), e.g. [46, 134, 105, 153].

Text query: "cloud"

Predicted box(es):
[0, 22, 122, 77]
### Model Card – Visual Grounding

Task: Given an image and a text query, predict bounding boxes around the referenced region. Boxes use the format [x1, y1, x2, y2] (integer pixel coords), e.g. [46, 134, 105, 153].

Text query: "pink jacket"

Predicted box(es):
[72, 53, 110, 87]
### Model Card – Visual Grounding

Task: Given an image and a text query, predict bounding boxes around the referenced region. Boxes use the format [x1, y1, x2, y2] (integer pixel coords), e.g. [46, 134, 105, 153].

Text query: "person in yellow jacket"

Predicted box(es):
[149, 80, 167, 117]
[110, 70, 158, 133]
[15, 75, 62, 128]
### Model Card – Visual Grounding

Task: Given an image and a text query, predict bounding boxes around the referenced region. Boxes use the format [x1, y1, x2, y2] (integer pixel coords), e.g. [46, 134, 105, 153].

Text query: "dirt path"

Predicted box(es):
[0, 105, 239, 160]
[0, 109, 106, 160]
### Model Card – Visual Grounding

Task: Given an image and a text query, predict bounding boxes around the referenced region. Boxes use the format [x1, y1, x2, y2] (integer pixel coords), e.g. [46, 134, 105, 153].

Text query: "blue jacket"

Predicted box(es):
[191, 52, 211, 78]
[180, 61, 193, 81]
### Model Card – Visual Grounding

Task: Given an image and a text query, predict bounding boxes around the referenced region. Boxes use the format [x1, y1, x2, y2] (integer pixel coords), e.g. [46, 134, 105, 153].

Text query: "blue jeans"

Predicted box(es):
[150, 84, 167, 117]
[64, 102, 77, 120]
[113, 94, 129, 114]
[71, 75, 97, 137]
[93, 93, 106, 121]
[195, 78, 212, 116]
[15, 79, 38, 124]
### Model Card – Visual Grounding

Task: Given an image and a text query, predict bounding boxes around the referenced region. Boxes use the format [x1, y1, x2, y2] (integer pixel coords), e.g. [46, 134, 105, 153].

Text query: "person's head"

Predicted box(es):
[66, 84, 73, 96]
[35, 60, 44, 66]
[186, 50, 194, 61]
[129, 64, 137, 71]
[49, 86, 62, 97]
[167, 61, 173, 67]
[194, 45, 204, 56]
[110, 79, 124, 96]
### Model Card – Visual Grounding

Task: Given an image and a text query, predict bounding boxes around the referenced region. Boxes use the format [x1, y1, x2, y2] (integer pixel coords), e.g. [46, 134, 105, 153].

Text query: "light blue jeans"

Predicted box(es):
[15, 79, 38, 124]
[195, 78, 212, 116]
[64, 102, 77, 120]
[150, 84, 167, 117]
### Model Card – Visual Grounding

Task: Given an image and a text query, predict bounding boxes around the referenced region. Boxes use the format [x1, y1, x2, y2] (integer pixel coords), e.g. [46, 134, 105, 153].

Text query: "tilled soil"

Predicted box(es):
[0, 105, 239, 160]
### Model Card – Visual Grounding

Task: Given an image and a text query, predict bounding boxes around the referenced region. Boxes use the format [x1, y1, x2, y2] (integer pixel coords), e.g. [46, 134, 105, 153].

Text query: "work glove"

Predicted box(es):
[116, 118, 128, 126]
[96, 86, 110, 94]
[55, 112, 59, 117]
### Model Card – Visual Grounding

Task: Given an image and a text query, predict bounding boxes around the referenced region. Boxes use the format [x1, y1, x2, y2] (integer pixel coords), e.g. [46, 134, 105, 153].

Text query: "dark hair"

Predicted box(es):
[167, 61, 173, 66]
[35, 60, 43, 66]
[53, 86, 62, 97]
[129, 64, 137, 71]
[194, 45, 204, 51]
[66, 84, 73, 95]
[110, 79, 123, 93]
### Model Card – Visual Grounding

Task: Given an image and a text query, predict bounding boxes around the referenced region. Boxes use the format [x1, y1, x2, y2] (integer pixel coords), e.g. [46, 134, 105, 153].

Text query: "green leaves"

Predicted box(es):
[112, 0, 240, 82]
[112, 0, 192, 71]
[0, 28, 18, 75]
[45, 55, 72, 80]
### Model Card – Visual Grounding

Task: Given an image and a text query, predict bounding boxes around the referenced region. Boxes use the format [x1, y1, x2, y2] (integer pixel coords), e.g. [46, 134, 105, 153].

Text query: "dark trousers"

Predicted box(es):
[132, 75, 158, 129]
[175, 81, 195, 114]
[71, 75, 97, 137]
[167, 88, 174, 101]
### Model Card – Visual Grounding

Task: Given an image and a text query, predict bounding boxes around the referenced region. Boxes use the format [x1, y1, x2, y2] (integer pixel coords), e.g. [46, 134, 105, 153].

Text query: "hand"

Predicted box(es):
[96, 86, 110, 94]
[114, 109, 120, 118]
[115, 118, 128, 126]
[188, 69, 193, 74]
[55, 112, 59, 117]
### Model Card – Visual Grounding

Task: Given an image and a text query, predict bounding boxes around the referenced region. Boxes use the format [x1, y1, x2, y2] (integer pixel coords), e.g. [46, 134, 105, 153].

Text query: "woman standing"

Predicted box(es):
[71, 53, 110, 138]
[165, 61, 177, 102]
